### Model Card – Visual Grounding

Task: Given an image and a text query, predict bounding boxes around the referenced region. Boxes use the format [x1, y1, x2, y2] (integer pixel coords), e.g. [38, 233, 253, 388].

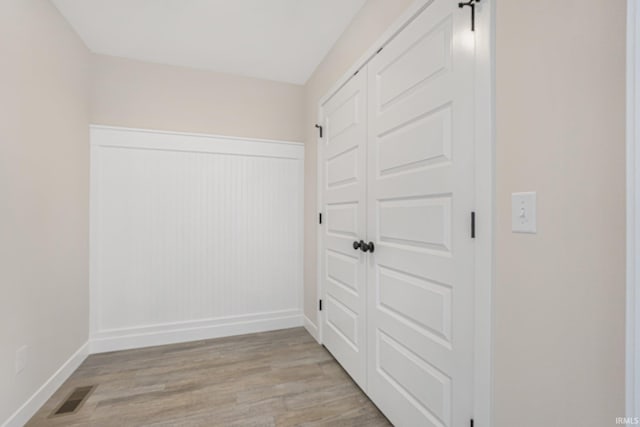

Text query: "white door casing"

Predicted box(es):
[365, 1, 475, 425]
[319, 71, 369, 389]
[627, 0, 640, 418]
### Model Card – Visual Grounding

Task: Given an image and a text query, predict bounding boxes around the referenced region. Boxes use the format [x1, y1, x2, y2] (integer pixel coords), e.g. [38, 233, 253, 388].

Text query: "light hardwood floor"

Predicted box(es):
[27, 328, 390, 426]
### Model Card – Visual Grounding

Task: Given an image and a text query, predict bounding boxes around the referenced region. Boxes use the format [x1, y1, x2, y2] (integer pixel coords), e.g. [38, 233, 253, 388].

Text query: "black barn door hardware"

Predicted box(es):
[458, 0, 480, 31]
[314, 124, 323, 138]
[471, 211, 476, 238]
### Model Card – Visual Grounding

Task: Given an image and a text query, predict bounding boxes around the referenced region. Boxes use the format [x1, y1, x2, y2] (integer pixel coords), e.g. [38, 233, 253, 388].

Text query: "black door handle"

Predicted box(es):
[353, 241, 362, 250]
[359, 241, 375, 253]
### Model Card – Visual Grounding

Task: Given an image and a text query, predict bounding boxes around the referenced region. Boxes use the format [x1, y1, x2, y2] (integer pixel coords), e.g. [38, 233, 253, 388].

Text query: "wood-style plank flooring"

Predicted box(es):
[27, 328, 390, 426]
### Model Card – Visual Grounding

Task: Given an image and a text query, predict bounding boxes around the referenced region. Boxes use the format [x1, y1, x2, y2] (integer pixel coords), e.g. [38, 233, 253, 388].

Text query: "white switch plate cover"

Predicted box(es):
[512, 192, 537, 233]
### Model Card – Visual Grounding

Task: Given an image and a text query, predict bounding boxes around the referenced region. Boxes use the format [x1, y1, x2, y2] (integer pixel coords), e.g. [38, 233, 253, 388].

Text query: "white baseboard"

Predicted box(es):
[304, 315, 320, 343]
[90, 310, 303, 354]
[1, 342, 89, 427]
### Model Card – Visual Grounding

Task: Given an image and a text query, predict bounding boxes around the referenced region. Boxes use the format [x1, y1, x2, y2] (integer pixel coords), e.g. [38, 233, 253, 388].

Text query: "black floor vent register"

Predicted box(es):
[51, 385, 95, 416]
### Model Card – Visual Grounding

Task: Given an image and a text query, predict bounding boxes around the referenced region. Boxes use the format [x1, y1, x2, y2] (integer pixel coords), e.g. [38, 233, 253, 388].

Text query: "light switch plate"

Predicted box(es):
[512, 192, 537, 233]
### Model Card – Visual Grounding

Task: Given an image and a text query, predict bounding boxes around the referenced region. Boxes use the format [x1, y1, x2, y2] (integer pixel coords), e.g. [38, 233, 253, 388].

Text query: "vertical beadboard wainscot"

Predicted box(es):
[89, 126, 304, 353]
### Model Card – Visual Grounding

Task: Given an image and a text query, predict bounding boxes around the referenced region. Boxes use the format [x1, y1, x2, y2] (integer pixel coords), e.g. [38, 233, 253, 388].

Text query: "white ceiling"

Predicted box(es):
[51, 0, 367, 85]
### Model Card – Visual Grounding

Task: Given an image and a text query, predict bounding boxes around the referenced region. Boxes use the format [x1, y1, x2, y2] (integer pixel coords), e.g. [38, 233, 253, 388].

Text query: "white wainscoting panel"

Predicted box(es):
[90, 126, 304, 352]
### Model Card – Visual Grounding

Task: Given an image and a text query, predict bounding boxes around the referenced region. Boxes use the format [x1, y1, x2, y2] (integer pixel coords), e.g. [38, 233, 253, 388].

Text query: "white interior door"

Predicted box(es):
[320, 71, 368, 389]
[365, 1, 475, 426]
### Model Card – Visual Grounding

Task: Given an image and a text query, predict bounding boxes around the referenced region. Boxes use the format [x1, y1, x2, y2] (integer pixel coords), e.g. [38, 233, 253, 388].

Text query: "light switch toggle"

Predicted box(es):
[512, 192, 537, 233]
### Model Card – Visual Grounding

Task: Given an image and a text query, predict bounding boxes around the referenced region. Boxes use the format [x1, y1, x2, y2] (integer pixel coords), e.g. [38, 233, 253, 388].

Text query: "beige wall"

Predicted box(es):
[494, 1, 626, 425]
[0, 0, 90, 423]
[302, 0, 414, 326]
[90, 55, 305, 142]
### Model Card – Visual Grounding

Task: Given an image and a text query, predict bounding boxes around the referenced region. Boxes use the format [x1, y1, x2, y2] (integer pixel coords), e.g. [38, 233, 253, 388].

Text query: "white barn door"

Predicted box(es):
[365, 0, 475, 426]
[319, 71, 368, 389]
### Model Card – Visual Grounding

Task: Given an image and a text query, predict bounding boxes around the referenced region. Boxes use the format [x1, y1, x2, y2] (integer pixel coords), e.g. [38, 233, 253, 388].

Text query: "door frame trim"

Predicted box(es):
[315, 0, 495, 425]
[627, 0, 640, 418]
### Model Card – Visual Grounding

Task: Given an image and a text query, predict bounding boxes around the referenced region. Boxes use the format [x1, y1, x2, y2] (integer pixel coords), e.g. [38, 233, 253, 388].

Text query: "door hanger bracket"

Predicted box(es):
[458, 0, 480, 32]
